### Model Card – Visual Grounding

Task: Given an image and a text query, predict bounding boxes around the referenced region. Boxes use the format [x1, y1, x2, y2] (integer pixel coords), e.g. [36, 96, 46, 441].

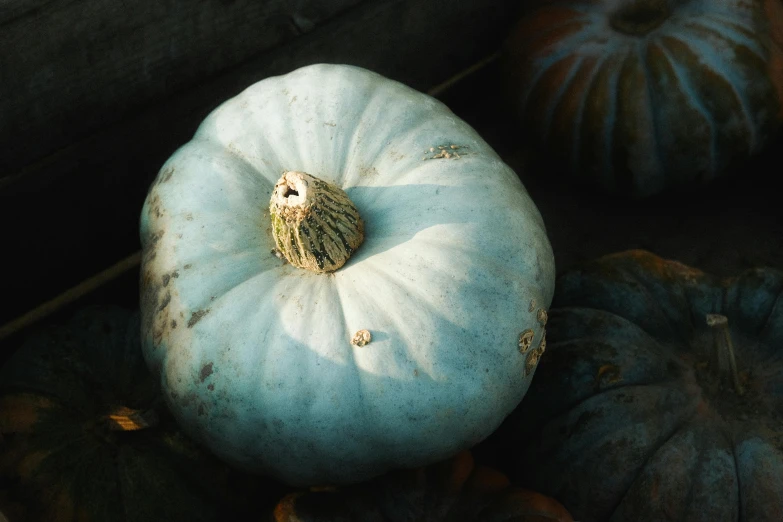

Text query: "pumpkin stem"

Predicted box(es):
[706, 314, 745, 397]
[609, 0, 671, 36]
[103, 406, 159, 431]
[269, 171, 364, 273]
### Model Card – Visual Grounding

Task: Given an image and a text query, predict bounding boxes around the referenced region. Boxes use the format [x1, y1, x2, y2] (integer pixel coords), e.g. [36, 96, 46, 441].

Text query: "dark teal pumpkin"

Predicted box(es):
[0, 306, 278, 522]
[505, 250, 783, 521]
[501, 0, 783, 197]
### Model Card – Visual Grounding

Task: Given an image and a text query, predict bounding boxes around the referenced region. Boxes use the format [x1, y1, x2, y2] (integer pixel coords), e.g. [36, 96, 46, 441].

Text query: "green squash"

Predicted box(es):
[0, 306, 276, 522]
[271, 451, 573, 522]
[504, 250, 783, 521]
[140, 63, 555, 486]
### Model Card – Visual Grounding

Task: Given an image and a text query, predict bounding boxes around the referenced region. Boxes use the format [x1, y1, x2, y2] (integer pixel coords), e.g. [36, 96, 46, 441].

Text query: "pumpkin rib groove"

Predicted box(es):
[701, 14, 756, 40]
[748, 276, 783, 347]
[600, 55, 622, 189]
[542, 55, 587, 148]
[340, 80, 387, 186]
[195, 93, 292, 188]
[523, 50, 583, 114]
[573, 53, 607, 181]
[729, 435, 745, 522]
[664, 29, 759, 151]
[331, 278, 373, 450]
[537, 380, 691, 449]
[566, 54, 603, 175]
[190, 266, 287, 327]
[638, 39, 667, 186]
[194, 133, 276, 189]
[682, 20, 766, 62]
[657, 40, 717, 180]
[607, 411, 699, 522]
[421, 235, 543, 285]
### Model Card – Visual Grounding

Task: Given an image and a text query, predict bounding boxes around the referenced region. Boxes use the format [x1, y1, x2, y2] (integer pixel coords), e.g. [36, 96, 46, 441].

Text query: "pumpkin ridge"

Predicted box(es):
[682, 19, 766, 61]
[752, 278, 783, 345]
[339, 80, 396, 185]
[729, 433, 745, 521]
[657, 38, 717, 178]
[601, 54, 626, 189]
[403, 235, 534, 289]
[606, 412, 697, 521]
[571, 52, 606, 179]
[636, 38, 667, 188]
[677, 33, 767, 150]
[542, 56, 587, 148]
[521, 48, 585, 115]
[702, 13, 757, 39]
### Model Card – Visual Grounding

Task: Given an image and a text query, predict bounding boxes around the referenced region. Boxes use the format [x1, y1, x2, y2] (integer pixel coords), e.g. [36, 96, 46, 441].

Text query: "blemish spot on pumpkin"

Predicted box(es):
[351, 329, 372, 347]
[525, 344, 545, 376]
[518, 329, 535, 353]
[171, 320, 177, 329]
[207, 384, 214, 391]
[537, 308, 548, 326]
[184, 264, 192, 269]
[423, 144, 469, 160]
[187, 309, 210, 328]
[157, 167, 174, 184]
[529, 299, 536, 312]
[162, 274, 171, 287]
[413, 369, 419, 377]
[199, 363, 214, 382]
[158, 292, 171, 311]
[594, 364, 622, 390]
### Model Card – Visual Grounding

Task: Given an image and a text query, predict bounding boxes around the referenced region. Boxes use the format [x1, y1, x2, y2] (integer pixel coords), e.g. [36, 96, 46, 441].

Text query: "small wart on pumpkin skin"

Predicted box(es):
[537, 309, 548, 326]
[351, 329, 372, 347]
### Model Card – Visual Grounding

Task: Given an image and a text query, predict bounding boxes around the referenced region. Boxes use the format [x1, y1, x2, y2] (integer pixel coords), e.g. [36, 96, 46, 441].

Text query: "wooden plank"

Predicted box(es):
[0, 0, 364, 175]
[0, 0, 520, 326]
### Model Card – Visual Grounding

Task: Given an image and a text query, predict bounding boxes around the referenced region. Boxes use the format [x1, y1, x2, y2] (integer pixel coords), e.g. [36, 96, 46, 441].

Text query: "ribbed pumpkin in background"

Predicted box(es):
[0, 307, 280, 522]
[501, 0, 783, 197]
[503, 250, 783, 521]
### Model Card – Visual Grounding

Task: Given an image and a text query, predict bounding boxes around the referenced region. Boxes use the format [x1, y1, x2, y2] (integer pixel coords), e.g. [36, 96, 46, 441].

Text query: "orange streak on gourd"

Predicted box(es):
[614, 51, 657, 192]
[580, 59, 618, 187]
[549, 54, 600, 164]
[525, 54, 580, 132]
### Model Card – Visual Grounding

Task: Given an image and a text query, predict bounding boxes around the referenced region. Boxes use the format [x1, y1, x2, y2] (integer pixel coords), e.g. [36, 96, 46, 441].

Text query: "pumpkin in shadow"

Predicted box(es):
[501, 0, 783, 197]
[0, 306, 282, 522]
[503, 250, 783, 521]
[271, 450, 572, 522]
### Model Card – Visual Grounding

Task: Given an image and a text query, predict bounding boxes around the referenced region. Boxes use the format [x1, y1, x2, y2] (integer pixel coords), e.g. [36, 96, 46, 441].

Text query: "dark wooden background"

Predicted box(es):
[2, 0, 782, 359]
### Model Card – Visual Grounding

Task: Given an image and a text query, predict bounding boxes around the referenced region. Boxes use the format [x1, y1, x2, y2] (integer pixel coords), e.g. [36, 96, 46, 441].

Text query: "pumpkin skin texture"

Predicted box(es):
[501, 0, 783, 197]
[139, 63, 555, 487]
[0, 307, 269, 522]
[505, 250, 783, 521]
[271, 451, 574, 522]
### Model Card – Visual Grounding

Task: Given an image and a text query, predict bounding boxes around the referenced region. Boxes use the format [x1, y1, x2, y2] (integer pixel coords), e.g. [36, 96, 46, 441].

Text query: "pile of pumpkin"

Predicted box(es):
[2, 0, 783, 520]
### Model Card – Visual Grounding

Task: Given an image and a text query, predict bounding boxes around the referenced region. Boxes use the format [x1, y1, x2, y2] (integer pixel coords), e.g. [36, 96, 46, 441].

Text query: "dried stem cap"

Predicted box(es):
[270, 171, 364, 273]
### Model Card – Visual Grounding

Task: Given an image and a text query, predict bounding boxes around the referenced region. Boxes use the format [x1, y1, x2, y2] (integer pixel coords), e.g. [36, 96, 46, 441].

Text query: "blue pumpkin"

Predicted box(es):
[501, 0, 783, 197]
[505, 250, 783, 521]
